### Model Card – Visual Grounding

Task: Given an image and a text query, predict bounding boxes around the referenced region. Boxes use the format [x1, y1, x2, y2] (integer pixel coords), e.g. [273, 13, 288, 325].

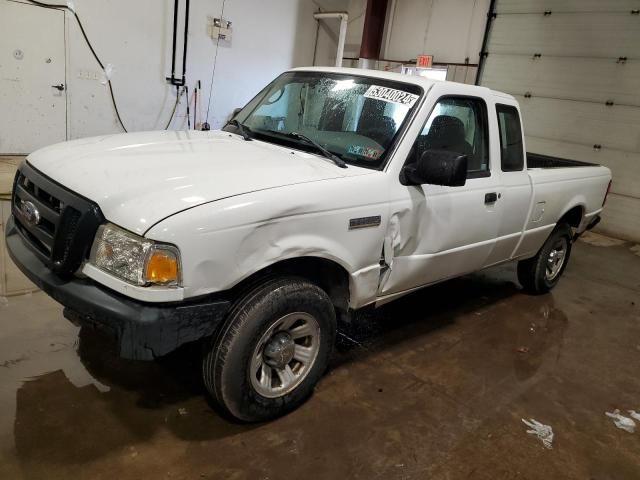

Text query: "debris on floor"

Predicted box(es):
[0, 356, 27, 368]
[628, 410, 640, 422]
[605, 410, 636, 433]
[522, 418, 554, 449]
[178, 407, 188, 416]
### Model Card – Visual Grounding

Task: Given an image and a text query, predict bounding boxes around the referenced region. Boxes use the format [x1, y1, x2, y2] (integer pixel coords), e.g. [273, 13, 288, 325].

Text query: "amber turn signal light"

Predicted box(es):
[145, 249, 180, 285]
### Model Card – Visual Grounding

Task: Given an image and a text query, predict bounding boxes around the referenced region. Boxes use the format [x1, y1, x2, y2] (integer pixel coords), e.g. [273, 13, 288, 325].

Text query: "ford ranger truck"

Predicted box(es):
[6, 67, 612, 421]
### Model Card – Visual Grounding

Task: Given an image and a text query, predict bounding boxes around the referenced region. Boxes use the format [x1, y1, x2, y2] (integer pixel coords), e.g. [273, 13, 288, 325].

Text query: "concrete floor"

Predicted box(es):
[0, 234, 639, 479]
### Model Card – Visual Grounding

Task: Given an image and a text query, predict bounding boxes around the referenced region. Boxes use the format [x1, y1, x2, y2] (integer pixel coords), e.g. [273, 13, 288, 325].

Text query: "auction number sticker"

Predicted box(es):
[364, 85, 419, 107]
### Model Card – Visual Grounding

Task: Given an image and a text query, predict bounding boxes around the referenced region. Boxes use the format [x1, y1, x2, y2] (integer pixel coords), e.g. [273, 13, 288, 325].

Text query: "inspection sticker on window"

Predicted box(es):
[348, 145, 382, 160]
[364, 85, 419, 107]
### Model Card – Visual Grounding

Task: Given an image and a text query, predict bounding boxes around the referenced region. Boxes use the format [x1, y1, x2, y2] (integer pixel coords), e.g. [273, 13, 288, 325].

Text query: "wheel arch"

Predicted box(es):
[228, 256, 351, 319]
[558, 204, 585, 229]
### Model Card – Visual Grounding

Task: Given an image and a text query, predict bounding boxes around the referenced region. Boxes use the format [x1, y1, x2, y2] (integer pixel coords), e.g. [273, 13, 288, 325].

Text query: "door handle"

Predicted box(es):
[51, 83, 65, 91]
[485, 192, 498, 204]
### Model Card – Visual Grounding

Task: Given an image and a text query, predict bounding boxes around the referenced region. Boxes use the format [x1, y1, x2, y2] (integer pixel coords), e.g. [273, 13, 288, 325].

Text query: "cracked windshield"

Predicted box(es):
[231, 72, 423, 168]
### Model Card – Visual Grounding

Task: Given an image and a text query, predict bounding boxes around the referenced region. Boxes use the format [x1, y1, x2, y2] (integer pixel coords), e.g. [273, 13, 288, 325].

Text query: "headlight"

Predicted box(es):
[89, 223, 181, 287]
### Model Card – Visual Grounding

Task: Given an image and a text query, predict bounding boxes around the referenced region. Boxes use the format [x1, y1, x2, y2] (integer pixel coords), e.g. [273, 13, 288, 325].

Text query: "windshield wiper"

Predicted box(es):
[225, 119, 253, 141]
[286, 132, 347, 168]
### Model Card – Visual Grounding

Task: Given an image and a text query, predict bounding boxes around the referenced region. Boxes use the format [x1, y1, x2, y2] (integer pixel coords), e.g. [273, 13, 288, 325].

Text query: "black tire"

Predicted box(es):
[202, 276, 336, 422]
[517, 223, 573, 294]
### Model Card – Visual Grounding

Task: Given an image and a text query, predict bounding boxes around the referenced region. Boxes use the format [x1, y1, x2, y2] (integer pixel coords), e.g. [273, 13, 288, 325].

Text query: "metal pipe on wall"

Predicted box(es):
[167, 0, 190, 86]
[181, 0, 190, 86]
[313, 12, 349, 67]
[170, 0, 178, 81]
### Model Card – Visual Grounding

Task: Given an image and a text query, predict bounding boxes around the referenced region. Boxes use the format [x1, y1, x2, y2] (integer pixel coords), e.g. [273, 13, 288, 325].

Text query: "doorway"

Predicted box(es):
[0, 0, 67, 154]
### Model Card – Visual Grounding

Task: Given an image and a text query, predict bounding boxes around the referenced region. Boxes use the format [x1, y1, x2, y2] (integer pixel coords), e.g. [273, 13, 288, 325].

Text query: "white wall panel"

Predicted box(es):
[495, 0, 640, 14]
[384, 0, 433, 60]
[446, 65, 478, 84]
[482, 55, 640, 106]
[481, 1, 640, 240]
[517, 97, 640, 154]
[594, 194, 640, 243]
[526, 136, 640, 241]
[525, 137, 639, 200]
[385, 0, 490, 63]
[3, 0, 319, 144]
[487, 13, 640, 57]
[0, 2, 66, 154]
[201, 0, 317, 129]
[422, 0, 487, 63]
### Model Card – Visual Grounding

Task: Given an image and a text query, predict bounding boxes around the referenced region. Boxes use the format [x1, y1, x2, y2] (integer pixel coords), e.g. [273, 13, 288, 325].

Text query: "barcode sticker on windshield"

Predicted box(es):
[364, 85, 419, 107]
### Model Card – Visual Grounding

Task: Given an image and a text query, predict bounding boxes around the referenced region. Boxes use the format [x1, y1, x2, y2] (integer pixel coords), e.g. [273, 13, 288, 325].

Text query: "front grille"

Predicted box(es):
[12, 162, 104, 276]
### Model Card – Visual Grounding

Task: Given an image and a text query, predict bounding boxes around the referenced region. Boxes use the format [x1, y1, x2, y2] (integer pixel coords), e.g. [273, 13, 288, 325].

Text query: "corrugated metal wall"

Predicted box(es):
[478, 0, 640, 242]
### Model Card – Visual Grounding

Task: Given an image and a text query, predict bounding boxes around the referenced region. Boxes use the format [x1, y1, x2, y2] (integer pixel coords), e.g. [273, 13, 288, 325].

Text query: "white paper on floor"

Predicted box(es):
[605, 409, 636, 433]
[522, 418, 554, 449]
[628, 410, 640, 422]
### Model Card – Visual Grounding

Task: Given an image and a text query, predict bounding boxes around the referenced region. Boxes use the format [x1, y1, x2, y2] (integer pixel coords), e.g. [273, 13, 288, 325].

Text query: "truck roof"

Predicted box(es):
[289, 66, 516, 102]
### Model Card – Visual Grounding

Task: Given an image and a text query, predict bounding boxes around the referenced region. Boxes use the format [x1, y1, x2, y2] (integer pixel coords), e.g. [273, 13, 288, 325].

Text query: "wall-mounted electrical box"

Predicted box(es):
[208, 17, 232, 41]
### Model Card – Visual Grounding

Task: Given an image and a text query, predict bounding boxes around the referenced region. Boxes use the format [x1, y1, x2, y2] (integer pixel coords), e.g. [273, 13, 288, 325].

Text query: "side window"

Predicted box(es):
[496, 104, 524, 171]
[410, 96, 490, 177]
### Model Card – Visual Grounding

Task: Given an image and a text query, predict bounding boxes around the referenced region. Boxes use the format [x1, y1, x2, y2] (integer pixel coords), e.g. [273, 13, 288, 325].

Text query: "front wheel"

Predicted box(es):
[202, 277, 336, 422]
[517, 223, 573, 294]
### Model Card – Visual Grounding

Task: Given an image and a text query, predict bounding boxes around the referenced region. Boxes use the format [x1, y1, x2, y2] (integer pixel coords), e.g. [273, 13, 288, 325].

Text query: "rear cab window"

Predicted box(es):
[496, 104, 525, 171]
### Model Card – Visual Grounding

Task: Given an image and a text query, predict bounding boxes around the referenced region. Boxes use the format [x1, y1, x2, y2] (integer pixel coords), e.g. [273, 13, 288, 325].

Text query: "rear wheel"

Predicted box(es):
[517, 223, 573, 294]
[202, 277, 336, 422]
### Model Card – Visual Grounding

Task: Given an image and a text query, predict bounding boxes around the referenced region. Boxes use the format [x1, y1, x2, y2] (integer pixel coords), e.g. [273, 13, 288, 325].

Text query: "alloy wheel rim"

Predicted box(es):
[250, 312, 320, 398]
[546, 237, 568, 281]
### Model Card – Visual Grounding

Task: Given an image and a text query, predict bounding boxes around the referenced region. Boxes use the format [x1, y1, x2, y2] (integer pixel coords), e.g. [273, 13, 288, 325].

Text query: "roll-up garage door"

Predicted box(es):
[477, 0, 640, 242]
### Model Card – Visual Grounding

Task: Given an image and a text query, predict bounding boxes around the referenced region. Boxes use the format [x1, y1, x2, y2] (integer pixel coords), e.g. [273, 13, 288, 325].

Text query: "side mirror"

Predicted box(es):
[402, 149, 468, 187]
[232, 107, 242, 118]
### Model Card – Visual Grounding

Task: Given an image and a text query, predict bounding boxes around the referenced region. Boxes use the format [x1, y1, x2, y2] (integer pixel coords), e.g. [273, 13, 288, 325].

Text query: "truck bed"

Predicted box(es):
[527, 152, 597, 169]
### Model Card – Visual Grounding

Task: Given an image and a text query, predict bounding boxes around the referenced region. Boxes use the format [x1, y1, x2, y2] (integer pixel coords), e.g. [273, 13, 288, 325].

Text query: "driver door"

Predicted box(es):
[379, 95, 502, 297]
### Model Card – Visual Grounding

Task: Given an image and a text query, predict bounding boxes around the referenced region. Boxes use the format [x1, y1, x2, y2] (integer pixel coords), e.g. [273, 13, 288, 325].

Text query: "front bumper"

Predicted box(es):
[5, 215, 230, 360]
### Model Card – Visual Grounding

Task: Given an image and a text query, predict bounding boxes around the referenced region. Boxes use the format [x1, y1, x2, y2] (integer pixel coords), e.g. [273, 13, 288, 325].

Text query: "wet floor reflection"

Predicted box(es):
[11, 328, 257, 466]
[335, 265, 569, 387]
[0, 245, 640, 480]
[6, 264, 570, 467]
[3, 241, 638, 479]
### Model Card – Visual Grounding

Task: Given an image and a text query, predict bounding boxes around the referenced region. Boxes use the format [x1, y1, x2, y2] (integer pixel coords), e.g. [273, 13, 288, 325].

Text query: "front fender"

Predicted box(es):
[145, 174, 389, 302]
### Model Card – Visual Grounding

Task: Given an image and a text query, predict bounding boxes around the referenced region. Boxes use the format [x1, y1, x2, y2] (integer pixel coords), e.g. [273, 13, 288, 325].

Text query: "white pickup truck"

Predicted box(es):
[6, 67, 611, 421]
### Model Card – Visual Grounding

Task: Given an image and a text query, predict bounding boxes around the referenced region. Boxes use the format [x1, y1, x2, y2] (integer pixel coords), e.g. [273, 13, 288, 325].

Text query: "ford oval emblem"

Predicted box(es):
[20, 200, 41, 226]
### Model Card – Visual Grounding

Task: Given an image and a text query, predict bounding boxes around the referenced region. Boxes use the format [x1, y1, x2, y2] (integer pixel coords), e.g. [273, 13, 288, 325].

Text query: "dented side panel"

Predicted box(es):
[146, 173, 390, 308]
[378, 178, 503, 297]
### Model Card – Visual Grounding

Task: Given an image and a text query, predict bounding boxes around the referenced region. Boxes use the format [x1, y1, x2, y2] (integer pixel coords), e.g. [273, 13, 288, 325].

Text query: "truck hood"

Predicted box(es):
[27, 130, 373, 234]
